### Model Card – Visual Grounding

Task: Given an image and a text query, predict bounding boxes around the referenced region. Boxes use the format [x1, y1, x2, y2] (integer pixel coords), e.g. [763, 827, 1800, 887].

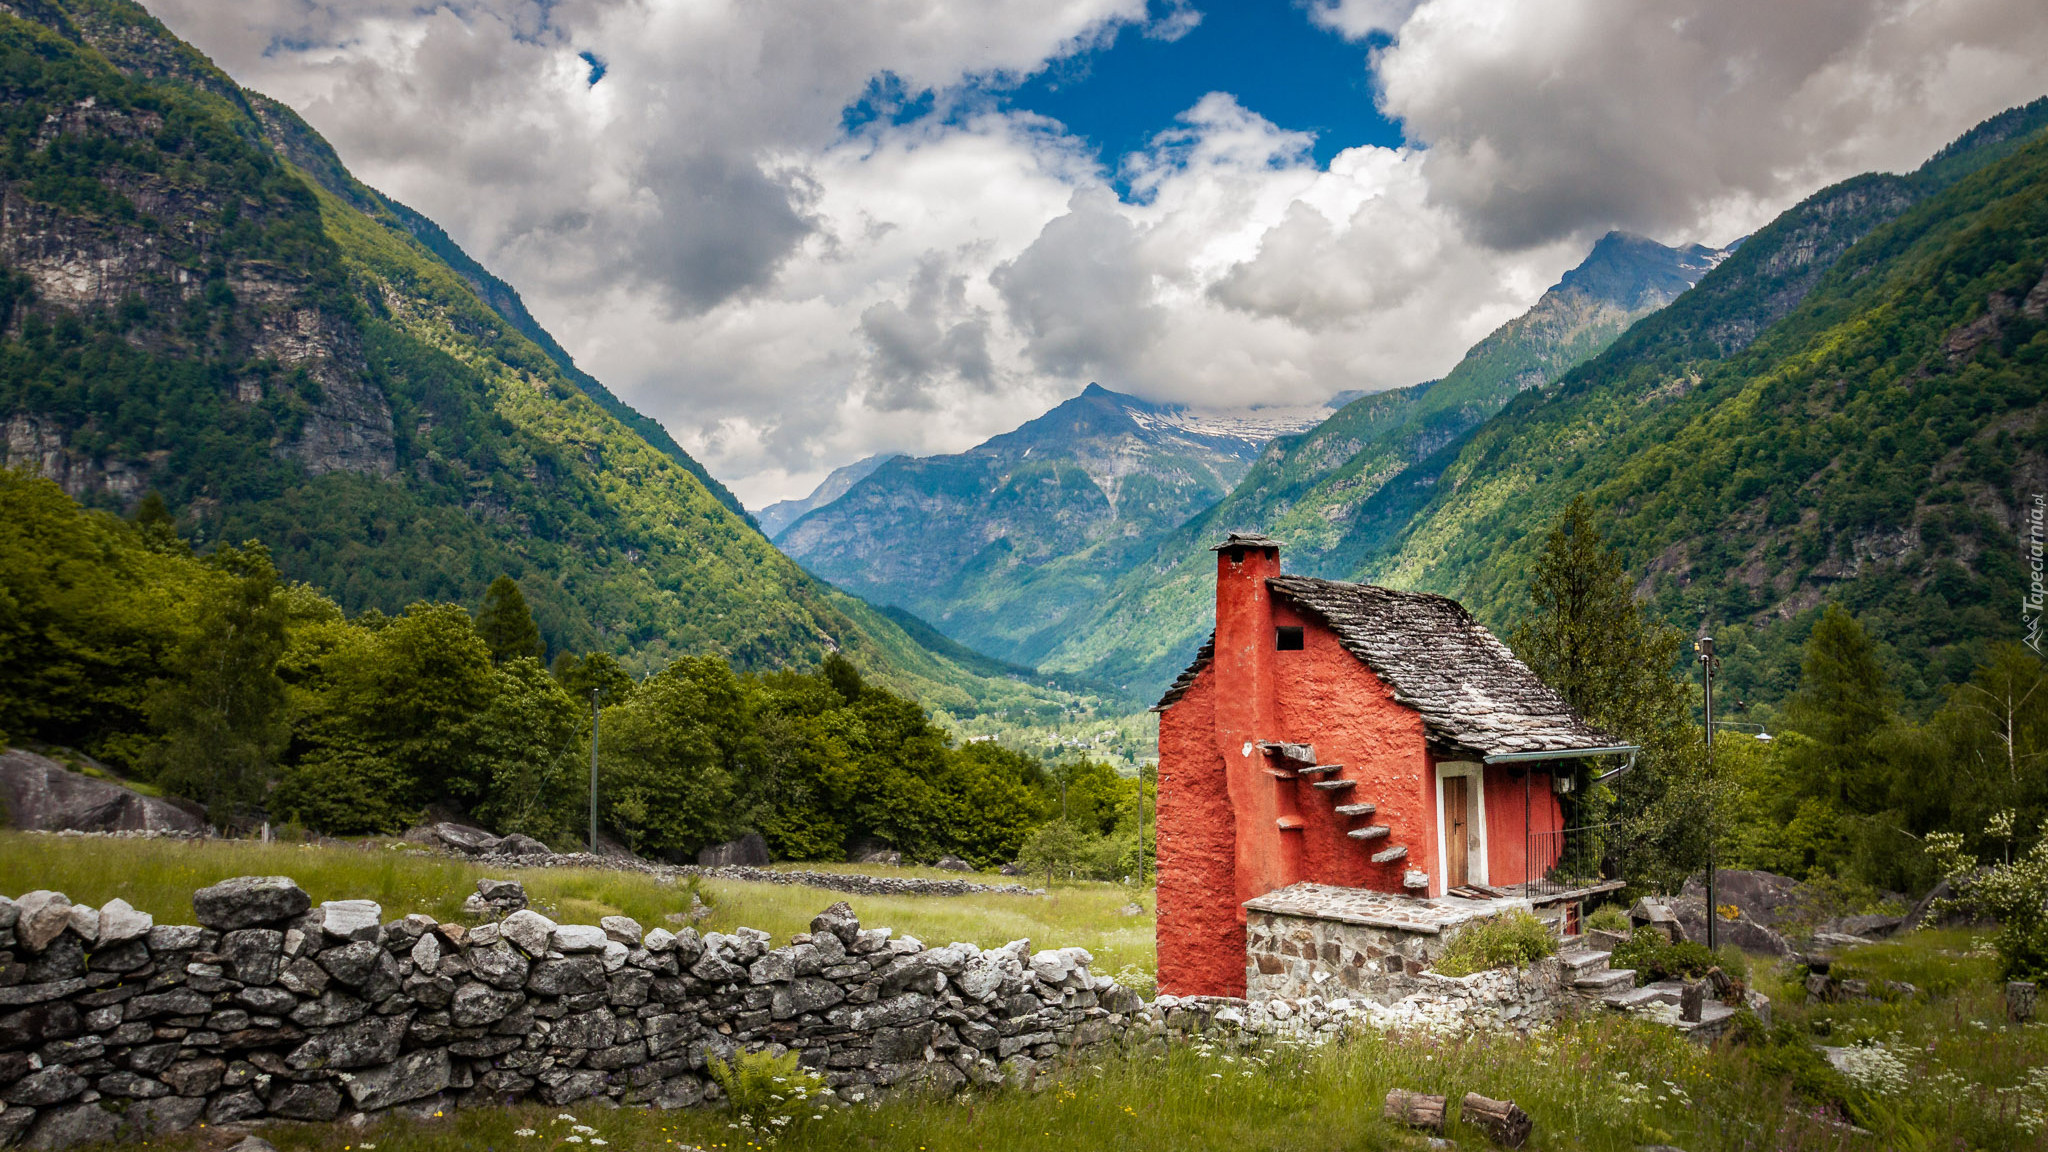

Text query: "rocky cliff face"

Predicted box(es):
[774, 385, 1332, 667]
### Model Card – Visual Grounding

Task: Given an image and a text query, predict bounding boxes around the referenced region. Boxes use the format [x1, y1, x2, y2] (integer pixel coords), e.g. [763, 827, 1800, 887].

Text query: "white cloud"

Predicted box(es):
[1304, 0, 1423, 41]
[1377, 0, 2048, 249]
[150, 0, 2048, 507]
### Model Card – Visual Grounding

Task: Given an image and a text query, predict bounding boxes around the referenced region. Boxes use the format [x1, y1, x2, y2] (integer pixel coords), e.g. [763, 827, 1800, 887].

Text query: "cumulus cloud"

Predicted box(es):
[1378, 0, 2048, 249]
[150, 0, 2048, 506]
[993, 192, 1163, 379]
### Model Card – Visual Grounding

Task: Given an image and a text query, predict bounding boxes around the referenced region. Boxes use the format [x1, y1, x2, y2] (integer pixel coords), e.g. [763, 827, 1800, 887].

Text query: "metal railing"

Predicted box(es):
[1521, 821, 1620, 899]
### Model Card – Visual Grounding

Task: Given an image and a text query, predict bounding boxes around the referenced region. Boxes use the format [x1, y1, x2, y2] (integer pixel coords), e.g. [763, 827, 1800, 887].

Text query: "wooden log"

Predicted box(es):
[1461, 1093, 1533, 1148]
[1680, 979, 1705, 1023]
[1705, 965, 1734, 998]
[1383, 1089, 1445, 1134]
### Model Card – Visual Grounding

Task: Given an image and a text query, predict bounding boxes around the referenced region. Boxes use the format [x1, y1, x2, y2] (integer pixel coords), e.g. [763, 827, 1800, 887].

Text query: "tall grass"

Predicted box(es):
[13, 835, 2045, 1151]
[109, 1011, 2022, 1152]
[0, 834, 1156, 973]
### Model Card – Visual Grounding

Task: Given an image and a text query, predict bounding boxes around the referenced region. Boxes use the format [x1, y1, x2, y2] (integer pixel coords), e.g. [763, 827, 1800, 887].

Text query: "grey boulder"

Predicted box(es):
[0, 749, 204, 836]
[192, 876, 310, 931]
[430, 823, 503, 854]
[696, 832, 769, 867]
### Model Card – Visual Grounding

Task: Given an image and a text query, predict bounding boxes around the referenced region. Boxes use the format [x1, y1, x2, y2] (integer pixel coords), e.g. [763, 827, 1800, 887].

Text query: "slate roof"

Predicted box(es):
[1152, 575, 1623, 760]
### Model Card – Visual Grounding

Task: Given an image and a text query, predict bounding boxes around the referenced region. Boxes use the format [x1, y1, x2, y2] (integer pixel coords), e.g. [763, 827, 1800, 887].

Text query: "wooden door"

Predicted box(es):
[1446, 776, 1469, 888]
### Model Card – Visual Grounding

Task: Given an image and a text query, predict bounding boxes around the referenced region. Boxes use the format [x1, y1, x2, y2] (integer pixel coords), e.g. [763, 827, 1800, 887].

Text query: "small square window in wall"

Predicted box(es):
[1276, 626, 1304, 651]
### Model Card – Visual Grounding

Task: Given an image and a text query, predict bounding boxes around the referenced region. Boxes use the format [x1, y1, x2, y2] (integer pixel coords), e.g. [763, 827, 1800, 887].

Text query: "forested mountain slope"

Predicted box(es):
[776, 383, 1331, 668]
[0, 0, 1051, 715]
[1037, 232, 1729, 698]
[1355, 97, 2048, 711]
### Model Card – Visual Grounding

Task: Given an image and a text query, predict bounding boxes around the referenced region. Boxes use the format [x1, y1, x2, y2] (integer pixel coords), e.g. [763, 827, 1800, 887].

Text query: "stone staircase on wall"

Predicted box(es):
[1259, 742, 1427, 890]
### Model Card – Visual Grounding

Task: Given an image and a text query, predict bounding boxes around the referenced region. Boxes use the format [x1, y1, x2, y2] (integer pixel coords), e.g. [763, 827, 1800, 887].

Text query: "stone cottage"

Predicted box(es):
[1150, 533, 1636, 997]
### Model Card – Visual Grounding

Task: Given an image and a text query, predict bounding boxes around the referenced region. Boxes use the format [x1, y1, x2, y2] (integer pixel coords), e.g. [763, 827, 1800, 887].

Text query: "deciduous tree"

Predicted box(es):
[150, 542, 290, 832]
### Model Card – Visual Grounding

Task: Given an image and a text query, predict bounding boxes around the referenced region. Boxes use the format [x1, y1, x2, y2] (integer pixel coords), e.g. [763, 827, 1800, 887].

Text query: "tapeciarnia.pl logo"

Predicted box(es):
[2026, 492, 2044, 654]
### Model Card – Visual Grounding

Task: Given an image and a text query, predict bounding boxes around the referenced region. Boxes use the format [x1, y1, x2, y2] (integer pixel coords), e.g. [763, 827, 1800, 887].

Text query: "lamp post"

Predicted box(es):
[590, 688, 601, 854]
[1695, 634, 1718, 951]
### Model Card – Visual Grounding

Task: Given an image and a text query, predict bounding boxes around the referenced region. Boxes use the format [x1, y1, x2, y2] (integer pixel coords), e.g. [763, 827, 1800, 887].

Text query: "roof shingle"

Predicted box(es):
[1152, 574, 1623, 760]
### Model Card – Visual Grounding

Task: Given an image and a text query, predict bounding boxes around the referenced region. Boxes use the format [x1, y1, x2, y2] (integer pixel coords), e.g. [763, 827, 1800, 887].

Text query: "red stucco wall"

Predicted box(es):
[1268, 602, 1434, 893]
[1154, 665, 1243, 997]
[1483, 769, 1562, 886]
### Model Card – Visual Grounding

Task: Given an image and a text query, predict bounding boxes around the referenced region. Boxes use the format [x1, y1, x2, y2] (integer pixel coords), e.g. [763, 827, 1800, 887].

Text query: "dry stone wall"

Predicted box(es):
[0, 877, 1143, 1149]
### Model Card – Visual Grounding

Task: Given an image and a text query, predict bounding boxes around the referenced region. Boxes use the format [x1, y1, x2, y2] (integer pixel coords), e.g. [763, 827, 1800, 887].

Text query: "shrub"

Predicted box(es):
[1714, 943, 1751, 985]
[707, 1047, 829, 1122]
[1610, 927, 1721, 984]
[1925, 815, 2048, 980]
[1433, 909, 1556, 977]
[1585, 903, 1631, 934]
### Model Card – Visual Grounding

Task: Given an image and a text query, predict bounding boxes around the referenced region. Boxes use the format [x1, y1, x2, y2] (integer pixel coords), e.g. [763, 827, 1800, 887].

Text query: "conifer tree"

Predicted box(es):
[130, 490, 187, 555]
[1784, 603, 1896, 812]
[476, 575, 544, 663]
[1512, 495, 1712, 890]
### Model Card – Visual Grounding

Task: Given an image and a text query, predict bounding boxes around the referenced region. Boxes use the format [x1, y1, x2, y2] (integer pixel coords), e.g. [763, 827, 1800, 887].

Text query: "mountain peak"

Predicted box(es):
[1554, 231, 1732, 313]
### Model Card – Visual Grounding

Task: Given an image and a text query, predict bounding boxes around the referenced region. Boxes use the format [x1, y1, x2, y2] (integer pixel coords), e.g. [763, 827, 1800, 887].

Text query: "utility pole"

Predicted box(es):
[1696, 633, 1717, 952]
[590, 688, 601, 854]
[1135, 766, 1146, 893]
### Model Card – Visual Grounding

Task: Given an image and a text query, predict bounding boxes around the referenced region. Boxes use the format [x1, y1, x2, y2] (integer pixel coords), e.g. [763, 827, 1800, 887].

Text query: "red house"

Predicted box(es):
[1152, 533, 1634, 998]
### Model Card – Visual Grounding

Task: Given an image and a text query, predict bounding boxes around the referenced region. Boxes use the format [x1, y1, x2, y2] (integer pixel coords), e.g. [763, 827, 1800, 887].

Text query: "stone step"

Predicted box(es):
[1262, 768, 1297, 780]
[1332, 802, 1376, 817]
[1371, 845, 1408, 864]
[1275, 815, 1305, 831]
[1682, 1002, 1738, 1029]
[1346, 825, 1391, 841]
[1297, 763, 1344, 776]
[1258, 741, 1317, 764]
[1575, 968, 1637, 993]
[1602, 984, 1675, 1010]
[1560, 949, 1612, 975]
[1403, 869, 1430, 890]
[1311, 779, 1356, 791]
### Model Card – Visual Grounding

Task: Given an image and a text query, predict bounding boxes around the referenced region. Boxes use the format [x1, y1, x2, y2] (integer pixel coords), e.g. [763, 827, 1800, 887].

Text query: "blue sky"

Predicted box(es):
[1012, 1, 1403, 169]
[844, 0, 1406, 184]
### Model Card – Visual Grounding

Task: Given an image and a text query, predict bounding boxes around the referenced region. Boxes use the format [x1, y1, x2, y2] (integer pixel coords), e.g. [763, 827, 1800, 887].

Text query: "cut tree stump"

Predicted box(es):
[2010, 981, 2038, 1023]
[1680, 979, 1706, 1022]
[1461, 1093, 1533, 1148]
[1383, 1089, 1446, 1134]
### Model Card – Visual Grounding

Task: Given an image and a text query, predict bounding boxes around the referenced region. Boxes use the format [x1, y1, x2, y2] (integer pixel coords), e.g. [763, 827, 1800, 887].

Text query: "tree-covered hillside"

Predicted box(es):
[0, 0, 1067, 717]
[1038, 233, 1729, 698]
[1356, 97, 2048, 714]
